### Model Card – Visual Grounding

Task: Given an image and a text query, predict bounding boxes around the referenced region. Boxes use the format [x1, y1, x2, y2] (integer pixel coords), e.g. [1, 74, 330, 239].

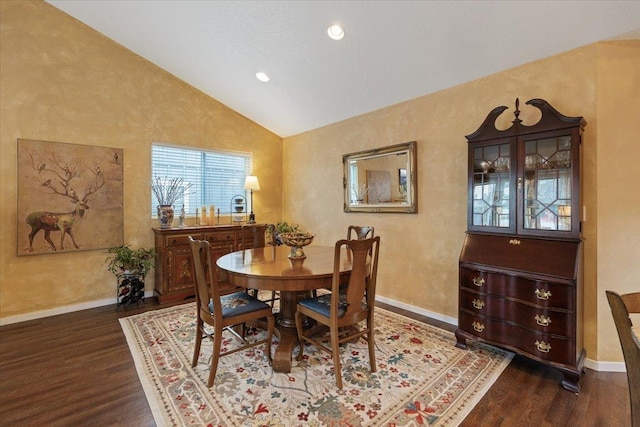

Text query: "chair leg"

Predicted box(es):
[192, 317, 204, 367]
[331, 326, 343, 389]
[295, 311, 305, 361]
[208, 325, 223, 388]
[265, 315, 274, 365]
[367, 318, 376, 373]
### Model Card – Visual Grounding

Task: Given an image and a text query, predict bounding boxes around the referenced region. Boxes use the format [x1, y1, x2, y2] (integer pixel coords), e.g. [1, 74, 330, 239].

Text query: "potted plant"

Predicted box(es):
[150, 176, 193, 229]
[106, 244, 156, 277]
[106, 245, 156, 309]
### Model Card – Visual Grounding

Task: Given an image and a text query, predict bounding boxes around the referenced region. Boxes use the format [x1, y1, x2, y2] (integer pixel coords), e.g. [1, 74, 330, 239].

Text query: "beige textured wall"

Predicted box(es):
[595, 41, 640, 361]
[283, 41, 640, 363]
[0, 1, 282, 319]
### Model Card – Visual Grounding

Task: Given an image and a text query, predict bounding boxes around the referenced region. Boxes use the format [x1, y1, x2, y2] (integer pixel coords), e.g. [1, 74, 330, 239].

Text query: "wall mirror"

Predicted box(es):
[343, 141, 417, 213]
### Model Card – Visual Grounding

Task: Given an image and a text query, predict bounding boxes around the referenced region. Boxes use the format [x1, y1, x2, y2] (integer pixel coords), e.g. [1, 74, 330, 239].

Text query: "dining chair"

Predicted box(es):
[295, 236, 381, 389]
[347, 225, 374, 240]
[241, 223, 279, 306]
[189, 236, 275, 387]
[606, 290, 640, 427]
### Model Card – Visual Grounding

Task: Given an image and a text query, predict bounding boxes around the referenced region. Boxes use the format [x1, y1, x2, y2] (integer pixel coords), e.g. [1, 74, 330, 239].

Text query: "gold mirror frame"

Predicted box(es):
[343, 141, 417, 213]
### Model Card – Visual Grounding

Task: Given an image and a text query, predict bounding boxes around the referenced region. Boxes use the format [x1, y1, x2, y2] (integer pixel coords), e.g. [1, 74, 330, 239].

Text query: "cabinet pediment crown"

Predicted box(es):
[465, 98, 587, 142]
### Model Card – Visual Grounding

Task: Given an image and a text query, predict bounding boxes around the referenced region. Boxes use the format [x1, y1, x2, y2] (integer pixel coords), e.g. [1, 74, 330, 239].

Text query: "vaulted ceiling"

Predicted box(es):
[47, 1, 640, 137]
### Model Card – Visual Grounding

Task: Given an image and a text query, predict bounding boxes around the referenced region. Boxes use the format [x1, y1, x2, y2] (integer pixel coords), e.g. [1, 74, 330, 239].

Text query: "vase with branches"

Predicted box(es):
[150, 177, 192, 229]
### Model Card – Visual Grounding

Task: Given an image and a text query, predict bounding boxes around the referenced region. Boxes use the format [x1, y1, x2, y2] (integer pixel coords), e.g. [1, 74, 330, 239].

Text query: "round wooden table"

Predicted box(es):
[216, 244, 352, 372]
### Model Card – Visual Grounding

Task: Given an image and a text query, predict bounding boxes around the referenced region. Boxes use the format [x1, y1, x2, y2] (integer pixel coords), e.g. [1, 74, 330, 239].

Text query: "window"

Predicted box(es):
[151, 143, 252, 215]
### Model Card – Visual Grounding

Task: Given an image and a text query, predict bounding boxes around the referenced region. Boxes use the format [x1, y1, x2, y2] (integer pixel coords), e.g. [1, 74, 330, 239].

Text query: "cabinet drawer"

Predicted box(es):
[460, 268, 574, 310]
[164, 233, 200, 247]
[460, 289, 574, 336]
[204, 232, 235, 246]
[459, 311, 576, 366]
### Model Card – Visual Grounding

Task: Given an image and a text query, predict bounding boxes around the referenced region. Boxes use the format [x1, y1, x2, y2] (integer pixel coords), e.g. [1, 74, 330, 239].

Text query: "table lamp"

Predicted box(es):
[244, 175, 260, 224]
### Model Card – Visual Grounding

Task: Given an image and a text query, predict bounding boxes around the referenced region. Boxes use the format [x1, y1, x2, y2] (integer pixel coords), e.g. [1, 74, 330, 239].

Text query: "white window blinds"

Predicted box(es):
[151, 143, 252, 215]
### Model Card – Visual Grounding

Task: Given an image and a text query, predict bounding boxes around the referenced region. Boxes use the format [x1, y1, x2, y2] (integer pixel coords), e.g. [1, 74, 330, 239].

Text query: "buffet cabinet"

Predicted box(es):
[153, 225, 257, 303]
[456, 98, 587, 392]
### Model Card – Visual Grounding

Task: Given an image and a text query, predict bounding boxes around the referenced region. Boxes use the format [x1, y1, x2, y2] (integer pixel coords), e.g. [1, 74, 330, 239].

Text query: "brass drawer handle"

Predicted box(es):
[535, 314, 552, 327]
[535, 289, 552, 300]
[535, 340, 551, 353]
[472, 277, 485, 287]
[509, 238, 521, 245]
[472, 321, 485, 332]
[472, 299, 485, 310]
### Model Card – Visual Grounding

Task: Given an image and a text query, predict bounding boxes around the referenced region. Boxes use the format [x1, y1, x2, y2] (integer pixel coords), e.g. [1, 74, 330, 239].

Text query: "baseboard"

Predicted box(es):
[584, 358, 626, 372]
[0, 291, 155, 326]
[375, 295, 459, 327]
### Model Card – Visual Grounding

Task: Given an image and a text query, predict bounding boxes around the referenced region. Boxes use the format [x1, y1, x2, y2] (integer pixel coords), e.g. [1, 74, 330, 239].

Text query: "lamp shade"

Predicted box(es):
[244, 175, 260, 191]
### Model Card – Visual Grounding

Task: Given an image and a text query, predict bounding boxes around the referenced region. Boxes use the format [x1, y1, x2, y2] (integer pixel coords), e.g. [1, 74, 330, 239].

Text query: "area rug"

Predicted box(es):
[120, 303, 513, 426]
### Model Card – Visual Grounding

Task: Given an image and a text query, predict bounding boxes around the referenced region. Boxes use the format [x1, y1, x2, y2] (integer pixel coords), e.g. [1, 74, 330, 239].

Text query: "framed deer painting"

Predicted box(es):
[17, 139, 124, 256]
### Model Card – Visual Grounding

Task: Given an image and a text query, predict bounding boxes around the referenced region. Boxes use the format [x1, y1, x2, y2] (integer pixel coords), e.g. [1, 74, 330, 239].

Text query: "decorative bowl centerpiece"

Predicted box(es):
[278, 232, 315, 259]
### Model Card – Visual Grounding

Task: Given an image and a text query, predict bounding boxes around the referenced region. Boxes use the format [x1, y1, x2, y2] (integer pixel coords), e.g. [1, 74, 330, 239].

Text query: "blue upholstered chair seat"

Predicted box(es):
[209, 291, 271, 318]
[298, 293, 364, 318]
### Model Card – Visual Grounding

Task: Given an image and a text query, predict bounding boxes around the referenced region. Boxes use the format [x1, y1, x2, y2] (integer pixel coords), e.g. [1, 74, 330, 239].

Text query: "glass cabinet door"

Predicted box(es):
[521, 134, 574, 233]
[466, 98, 584, 239]
[470, 141, 513, 232]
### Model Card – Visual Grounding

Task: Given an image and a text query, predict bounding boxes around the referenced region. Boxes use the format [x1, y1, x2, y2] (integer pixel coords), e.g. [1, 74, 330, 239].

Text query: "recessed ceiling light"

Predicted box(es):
[256, 72, 270, 82]
[327, 24, 344, 41]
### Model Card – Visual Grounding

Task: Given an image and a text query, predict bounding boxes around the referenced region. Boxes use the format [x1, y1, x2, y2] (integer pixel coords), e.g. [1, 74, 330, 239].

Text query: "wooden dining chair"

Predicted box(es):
[295, 236, 381, 389]
[606, 290, 640, 427]
[189, 236, 275, 387]
[347, 225, 374, 240]
[241, 223, 279, 306]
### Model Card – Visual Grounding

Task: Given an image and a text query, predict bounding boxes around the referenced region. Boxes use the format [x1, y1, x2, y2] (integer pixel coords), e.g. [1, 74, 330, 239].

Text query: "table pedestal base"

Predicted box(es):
[271, 322, 326, 373]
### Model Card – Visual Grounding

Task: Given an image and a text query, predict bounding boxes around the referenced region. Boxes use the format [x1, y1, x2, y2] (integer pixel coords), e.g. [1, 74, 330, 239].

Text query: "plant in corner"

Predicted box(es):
[105, 244, 156, 277]
[106, 245, 156, 309]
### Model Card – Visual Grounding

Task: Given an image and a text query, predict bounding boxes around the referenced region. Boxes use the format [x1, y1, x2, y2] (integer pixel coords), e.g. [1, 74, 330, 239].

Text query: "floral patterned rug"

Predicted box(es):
[120, 302, 512, 426]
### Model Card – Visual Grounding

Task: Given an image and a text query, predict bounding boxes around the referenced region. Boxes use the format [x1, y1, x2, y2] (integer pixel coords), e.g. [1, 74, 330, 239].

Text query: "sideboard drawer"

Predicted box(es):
[165, 233, 200, 247]
[204, 231, 235, 245]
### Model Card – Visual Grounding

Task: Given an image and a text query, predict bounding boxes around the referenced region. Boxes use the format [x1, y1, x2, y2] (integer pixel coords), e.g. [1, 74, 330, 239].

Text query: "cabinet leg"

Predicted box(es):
[454, 328, 468, 349]
[561, 371, 582, 394]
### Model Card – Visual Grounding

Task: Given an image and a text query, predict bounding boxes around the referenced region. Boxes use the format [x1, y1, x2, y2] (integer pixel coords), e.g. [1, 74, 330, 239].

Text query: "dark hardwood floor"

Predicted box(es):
[0, 299, 630, 426]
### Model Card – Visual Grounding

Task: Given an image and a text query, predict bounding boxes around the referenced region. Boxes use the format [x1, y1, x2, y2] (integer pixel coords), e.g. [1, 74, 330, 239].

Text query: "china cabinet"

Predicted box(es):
[456, 98, 587, 392]
[153, 225, 257, 303]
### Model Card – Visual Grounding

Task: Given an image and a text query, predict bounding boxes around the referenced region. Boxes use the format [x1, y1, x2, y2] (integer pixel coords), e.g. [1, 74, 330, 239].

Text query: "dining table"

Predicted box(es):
[216, 244, 353, 373]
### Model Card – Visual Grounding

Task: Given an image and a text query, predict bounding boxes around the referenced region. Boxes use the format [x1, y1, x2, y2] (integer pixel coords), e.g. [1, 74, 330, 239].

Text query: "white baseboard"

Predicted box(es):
[375, 295, 627, 373]
[584, 358, 626, 372]
[375, 295, 459, 327]
[0, 291, 155, 326]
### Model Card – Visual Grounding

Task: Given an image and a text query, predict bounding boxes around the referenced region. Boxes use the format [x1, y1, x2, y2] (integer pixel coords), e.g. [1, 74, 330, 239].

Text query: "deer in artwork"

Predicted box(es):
[27, 197, 90, 251]
[25, 149, 106, 252]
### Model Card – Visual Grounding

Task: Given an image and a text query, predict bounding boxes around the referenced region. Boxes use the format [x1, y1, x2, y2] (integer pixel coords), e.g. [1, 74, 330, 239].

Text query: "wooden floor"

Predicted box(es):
[0, 299, 631, 427]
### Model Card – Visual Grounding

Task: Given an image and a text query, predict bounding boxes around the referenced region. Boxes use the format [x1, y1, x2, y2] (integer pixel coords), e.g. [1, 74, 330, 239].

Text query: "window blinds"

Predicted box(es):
[151, 144, 252, 215]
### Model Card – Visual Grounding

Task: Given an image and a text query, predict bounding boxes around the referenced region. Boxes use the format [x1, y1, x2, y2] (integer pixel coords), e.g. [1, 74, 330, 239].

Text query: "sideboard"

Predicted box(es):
[153, 225, 257, 303]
